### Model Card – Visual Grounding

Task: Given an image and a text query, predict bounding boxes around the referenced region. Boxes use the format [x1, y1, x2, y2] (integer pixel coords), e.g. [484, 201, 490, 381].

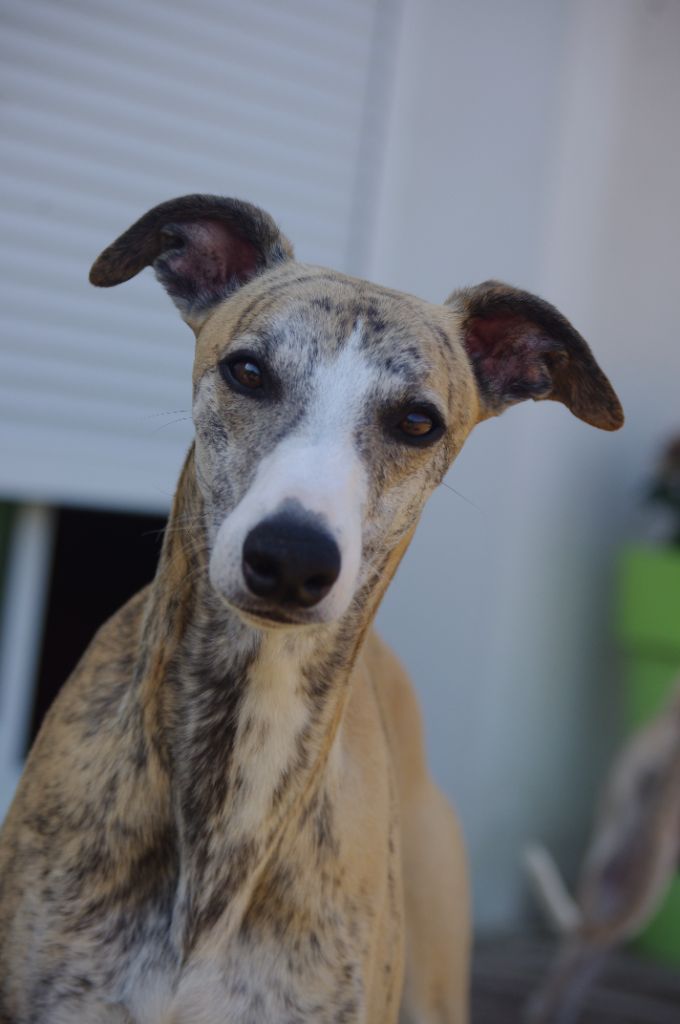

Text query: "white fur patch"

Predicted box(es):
[210, 325, 374, 622]
[125, 969, 176, 1023]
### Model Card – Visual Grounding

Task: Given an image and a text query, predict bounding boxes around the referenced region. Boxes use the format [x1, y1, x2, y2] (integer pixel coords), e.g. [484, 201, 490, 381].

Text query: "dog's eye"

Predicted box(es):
[231, 359, 262, 389]
[221, 353, 265, 394]
[393, 405, 444, 445]
[399, 411, 435, 437]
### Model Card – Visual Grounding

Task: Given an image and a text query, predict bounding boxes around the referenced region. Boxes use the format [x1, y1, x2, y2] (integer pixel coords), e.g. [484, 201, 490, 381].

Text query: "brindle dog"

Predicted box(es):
[0, 196, 623, 1023]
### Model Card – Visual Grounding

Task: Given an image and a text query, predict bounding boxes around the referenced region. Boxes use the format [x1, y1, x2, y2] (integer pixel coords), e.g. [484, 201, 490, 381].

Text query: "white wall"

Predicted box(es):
[371, 0, 680, 929]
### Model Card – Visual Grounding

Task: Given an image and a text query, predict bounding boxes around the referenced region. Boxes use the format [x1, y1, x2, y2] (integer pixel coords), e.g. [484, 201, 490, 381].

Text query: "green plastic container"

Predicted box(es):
[618, 544, 680, 965]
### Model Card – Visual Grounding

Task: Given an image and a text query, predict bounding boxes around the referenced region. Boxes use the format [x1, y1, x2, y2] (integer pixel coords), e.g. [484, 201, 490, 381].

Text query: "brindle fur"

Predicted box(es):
[0, 196, 622, 1023]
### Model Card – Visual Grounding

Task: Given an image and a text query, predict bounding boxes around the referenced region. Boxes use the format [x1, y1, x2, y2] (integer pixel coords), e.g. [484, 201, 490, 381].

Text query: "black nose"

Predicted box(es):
[242, 513, 341, 609]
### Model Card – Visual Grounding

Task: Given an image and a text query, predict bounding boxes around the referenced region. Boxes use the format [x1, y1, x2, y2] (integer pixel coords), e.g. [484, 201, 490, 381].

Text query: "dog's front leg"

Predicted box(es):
[368, 634, 470, 1024]
[398, 779, 470, 1024]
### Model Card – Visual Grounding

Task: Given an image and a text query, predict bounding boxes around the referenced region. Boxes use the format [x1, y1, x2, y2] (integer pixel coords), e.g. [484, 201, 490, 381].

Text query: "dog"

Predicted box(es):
[524, 678, 680, 1023]
[0, 195, 623, 1023]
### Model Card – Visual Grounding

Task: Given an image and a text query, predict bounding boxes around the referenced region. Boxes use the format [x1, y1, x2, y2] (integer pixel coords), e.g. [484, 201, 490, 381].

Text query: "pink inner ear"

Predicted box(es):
[174, 220, 259, 287]
[465, 312, 525, 354]
[465, 313, 557, 400]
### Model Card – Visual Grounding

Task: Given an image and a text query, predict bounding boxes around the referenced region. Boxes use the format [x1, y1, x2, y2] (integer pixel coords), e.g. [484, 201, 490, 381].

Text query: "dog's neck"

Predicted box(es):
[137, 448, 393, 951]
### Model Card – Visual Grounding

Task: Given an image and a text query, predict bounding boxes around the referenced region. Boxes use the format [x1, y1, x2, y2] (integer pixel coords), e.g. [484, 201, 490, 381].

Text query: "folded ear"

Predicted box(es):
[447, 280, 624, 430]
[89, 194, 293, 331]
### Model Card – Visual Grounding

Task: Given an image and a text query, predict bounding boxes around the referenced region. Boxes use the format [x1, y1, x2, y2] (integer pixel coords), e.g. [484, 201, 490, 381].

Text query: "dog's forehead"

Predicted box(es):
[194, 264, 463, 379]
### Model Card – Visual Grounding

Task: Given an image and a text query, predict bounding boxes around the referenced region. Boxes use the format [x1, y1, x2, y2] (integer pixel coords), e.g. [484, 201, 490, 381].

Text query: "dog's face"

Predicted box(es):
[91, 195, 623, 628]
[190, 267, 478, 626]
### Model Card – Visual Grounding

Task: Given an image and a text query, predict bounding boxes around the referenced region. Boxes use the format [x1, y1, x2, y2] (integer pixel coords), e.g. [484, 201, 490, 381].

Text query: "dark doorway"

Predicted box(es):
[30, 506, 167, 745]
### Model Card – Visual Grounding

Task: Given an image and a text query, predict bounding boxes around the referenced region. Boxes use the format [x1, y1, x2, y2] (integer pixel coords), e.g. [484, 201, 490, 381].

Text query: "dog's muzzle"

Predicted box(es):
[242, 511, 341, 610]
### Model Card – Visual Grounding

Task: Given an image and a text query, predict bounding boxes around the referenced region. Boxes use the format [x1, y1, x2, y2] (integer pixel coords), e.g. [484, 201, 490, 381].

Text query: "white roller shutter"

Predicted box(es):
[0, 0, 398, 512]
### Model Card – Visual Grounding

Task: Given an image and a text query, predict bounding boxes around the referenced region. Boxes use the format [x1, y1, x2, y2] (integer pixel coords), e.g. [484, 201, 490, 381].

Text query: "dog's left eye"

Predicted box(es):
[220, 353, 265, 394]
[400, 411, 435, 436]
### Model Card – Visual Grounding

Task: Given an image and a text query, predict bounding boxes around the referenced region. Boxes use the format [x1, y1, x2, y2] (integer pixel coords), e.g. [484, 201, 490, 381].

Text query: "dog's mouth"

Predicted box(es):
[223, 597, 323, 630]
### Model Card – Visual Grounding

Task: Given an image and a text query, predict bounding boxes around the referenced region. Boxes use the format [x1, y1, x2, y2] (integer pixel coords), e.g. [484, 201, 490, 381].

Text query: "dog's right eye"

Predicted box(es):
[220, 353, 265, 395]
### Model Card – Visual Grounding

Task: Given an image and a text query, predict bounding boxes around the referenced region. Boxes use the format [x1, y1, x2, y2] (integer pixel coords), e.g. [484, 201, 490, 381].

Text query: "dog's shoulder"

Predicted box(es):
[29, 585, 148, 753]
[0, 585, 176, 1011]
[0, 585, 151, 872]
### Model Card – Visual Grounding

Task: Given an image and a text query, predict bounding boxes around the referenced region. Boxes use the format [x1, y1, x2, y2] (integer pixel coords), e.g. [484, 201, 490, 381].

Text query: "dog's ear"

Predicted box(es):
[89, 194, 293, 331]
[447, 280, 623, 430]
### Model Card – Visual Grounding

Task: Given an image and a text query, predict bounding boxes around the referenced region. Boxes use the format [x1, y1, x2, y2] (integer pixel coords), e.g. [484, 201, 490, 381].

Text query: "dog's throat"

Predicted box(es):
[139, 461, 366, 950]
[164, 625, 360, 951]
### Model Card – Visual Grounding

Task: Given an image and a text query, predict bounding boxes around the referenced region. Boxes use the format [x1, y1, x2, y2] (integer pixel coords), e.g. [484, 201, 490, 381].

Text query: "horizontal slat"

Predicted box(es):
[159, 0, 373, 46]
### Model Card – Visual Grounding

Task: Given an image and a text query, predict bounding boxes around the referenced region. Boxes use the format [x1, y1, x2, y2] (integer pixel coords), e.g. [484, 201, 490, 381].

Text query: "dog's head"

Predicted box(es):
[91, 195, 623, 628]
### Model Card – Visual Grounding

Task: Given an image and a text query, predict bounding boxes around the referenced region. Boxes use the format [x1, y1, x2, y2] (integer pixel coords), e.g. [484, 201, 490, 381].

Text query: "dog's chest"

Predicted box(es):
[48, 635, 398, 1022]
[127, 860, 371, 1024]
[167, 937, 365, 1024]
[129, 780, 398, 1023]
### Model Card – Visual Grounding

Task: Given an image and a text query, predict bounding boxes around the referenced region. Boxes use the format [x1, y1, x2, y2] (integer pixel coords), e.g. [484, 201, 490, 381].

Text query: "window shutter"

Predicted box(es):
[0, 0, 397, 511]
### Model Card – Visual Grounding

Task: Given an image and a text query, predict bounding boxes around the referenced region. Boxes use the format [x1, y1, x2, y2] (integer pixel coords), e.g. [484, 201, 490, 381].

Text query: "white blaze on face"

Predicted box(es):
[209, 324, 373, 621]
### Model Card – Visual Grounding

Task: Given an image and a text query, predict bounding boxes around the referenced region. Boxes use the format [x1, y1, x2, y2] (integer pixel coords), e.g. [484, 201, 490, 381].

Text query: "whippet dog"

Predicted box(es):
[0, 195, 623, 1023]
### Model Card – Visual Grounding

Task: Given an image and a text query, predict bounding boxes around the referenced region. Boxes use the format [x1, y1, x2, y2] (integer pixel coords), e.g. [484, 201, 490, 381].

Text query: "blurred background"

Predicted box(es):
[0, 0, 679, 956]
